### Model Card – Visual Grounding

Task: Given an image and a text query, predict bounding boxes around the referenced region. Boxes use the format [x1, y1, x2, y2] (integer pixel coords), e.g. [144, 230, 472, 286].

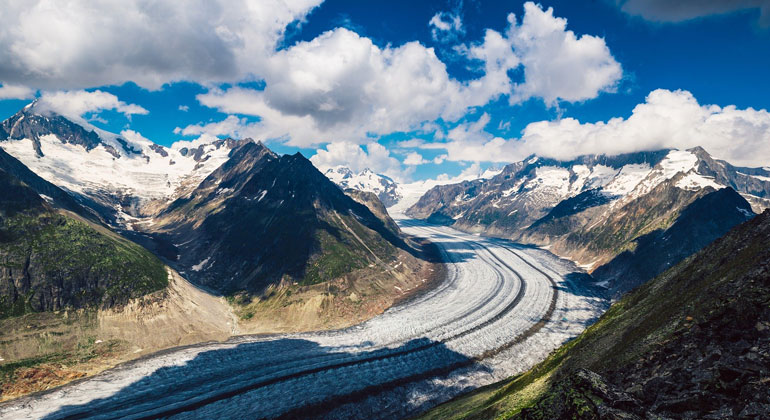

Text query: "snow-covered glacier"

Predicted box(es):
[0, 220, 607, 420]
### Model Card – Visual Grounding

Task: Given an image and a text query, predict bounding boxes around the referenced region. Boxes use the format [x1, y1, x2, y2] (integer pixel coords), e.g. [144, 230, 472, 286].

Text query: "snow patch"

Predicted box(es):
[660, 150, 698, 179]
[602, 164, 651, 196]
[674, 172, 724, 191]
[191, 257, 211, 272]
[737, 207, 754, 218]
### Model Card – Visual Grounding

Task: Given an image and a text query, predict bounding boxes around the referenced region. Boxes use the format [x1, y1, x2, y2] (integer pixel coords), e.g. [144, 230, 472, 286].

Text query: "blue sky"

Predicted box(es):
[1, 0, 769, 181]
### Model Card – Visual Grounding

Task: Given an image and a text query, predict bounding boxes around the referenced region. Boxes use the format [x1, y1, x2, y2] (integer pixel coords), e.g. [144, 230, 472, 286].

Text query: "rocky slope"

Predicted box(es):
[407, 147, 765, 294]
[148, 141, 427, 296]
[324, 166, 402, 207]
[418, 209, 770, 420]
[0, 147, 168, 317]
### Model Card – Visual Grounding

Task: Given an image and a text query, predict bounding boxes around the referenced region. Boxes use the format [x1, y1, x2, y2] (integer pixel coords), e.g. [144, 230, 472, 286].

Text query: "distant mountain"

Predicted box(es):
[149, 142, 424, 295]
[324, 166, 402, 207]
[0, 103, 245, 224]
[407, 147, 767, 294]
[0, 147, 168, 317]
[418, 209, 770, 420]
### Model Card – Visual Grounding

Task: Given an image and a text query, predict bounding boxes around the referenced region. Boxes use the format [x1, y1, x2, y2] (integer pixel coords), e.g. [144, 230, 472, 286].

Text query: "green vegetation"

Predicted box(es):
[303, 227, 367, 286]
[417, 211, 770, 419]
[0, 211, 168, 318]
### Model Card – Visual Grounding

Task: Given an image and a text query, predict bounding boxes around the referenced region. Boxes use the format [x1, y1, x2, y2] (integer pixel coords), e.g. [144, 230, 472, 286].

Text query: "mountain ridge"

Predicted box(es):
[406, 147, 765, 294]
[324, 166, 403, 207]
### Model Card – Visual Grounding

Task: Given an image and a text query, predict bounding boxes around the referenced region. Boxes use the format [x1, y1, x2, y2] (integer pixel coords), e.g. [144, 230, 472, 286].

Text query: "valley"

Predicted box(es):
[0, 219, 606, 420]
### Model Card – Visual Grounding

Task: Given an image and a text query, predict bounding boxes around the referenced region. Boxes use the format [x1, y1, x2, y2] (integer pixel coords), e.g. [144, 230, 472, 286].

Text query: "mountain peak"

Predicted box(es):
[323, 166, 402, 207]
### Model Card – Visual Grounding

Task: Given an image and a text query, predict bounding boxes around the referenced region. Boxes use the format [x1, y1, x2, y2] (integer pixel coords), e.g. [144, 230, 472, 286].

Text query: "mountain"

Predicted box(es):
[407, 147, 765, 294]
[418, 209, 770, 420]
[324, 166, 402, 207]
[0, 103, 437, 324]
[0, 103, 243, 224]
[148, 141, 427, 296]
[0, 147, 168, 317]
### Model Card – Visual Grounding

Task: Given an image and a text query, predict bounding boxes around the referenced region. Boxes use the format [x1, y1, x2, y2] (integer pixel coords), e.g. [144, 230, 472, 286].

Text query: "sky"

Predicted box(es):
[0, 0, 769, 182]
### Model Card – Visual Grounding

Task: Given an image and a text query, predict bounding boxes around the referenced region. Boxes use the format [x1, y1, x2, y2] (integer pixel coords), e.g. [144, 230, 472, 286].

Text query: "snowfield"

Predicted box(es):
[0, 220, 606, 420]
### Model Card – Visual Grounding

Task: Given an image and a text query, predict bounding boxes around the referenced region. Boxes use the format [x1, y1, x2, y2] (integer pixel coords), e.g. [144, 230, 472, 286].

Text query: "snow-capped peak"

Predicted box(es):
[324, 166, 402, 207]
[0, 104, 250, 218]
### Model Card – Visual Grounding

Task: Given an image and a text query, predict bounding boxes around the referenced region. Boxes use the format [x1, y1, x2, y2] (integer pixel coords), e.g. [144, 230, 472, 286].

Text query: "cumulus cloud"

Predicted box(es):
[403, 151, 429, 165]
[429, 12, 464, 42]
[194, 28, 468, 146]
[0, 84, 35, 100]
[617, 0, 770, 27]
[422, 89, 770, 168]
[310, 141, 411, 181]
[515, 89, 770, 167]
[36, 90, 148, 122]
[508, 3, 623, 105]
[174, 115, 261, 143]
[0, 0, 321, 90]
[192, 2, 618, 147]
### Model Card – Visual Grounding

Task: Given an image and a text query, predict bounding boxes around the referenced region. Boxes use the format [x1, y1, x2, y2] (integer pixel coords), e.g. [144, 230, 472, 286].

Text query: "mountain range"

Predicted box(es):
[407, 147, 767, 295]
[0, 103, 431, 299]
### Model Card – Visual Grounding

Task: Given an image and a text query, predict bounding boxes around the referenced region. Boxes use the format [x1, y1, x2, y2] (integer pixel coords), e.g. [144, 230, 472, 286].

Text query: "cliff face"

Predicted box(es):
[0, 150, 167, 318]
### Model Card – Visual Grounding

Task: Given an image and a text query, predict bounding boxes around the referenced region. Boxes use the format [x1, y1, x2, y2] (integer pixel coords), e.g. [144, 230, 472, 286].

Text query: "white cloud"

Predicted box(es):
[193, 2, 616, 148]
[0, 0, 322, 90]
[178, 105, 189, 112]
[194, 28, 470, 146]
[429, 12, 464, 42]
[35, 90, 148, 122]
[396, 138, 427, 148]
[175, 115, 260, 141]
[403, 151, 429, 165]
[0, 84, 35, 100]
[508, 2, 622, 105]
[310, 141, 411, 182]
[119, 129, 154, 146]
[423, 89, 770, 168]
[515, 89, 770, 167]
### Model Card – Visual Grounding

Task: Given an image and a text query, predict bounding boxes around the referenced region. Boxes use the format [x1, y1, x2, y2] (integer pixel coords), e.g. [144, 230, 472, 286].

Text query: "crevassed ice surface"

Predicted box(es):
[0, 220, 606, 420]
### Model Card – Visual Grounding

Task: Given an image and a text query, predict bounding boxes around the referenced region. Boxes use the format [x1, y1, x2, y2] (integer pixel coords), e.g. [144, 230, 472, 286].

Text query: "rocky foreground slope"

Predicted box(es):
[418, 209, 770, 420]
[407, 148, 765, 295]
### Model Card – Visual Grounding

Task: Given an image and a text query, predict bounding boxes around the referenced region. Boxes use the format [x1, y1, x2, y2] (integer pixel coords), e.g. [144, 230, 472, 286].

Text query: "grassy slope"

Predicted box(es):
[417, 210, 770, 420]
[0, 209, 168, 317]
